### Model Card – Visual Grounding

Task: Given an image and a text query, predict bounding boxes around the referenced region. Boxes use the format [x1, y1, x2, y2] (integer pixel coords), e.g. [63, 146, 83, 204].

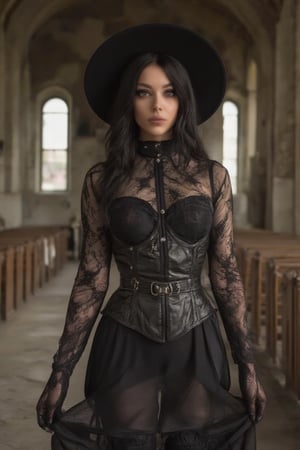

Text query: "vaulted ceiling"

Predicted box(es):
[0, 0, 285, 32]
[0, 0, 285, 69]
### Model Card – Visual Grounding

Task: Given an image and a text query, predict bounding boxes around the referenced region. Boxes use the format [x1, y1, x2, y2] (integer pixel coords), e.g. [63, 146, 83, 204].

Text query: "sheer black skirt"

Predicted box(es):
[51, 313, 255, 449]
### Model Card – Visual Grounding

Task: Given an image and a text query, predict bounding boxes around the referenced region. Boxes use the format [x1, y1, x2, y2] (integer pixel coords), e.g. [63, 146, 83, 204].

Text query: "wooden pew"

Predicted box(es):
[234, 228, 300, 399]
[235, 229, 300, 295]
[0, 250, 4, 317]
[249, 247, 300, 344]
[282, 270, 300, 399]
[14, 244, 25, 309]
[0, 226, 69, 321]
[0, 241, 25, 310]
[0, 226, 68, 284]
[19, 226, 68, 278]
[32, 237, 44, 291]
[265, 257, 300, 364]
[0, 245, 15, 320]
[0, 236, 41, 299]
[24, 241, 34, 300]
[235, 230, 300, 343]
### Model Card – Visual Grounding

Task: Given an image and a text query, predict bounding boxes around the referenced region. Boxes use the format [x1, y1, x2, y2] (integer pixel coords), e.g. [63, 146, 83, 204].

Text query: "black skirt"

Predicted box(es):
[51, 313, 256, 449]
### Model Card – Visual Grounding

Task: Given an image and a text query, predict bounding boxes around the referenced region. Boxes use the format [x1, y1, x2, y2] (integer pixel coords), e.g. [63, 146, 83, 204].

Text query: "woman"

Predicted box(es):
[37, 24, 266, 449]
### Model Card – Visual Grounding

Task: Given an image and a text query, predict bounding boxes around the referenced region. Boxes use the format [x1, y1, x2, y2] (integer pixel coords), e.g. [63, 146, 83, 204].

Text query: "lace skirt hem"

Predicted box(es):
[51, 314, 256, 449]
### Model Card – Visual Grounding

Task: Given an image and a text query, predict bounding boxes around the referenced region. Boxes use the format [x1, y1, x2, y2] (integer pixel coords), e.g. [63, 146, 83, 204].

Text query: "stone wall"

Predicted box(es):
[295, 0, 300, 235]
[272, 0, 296, 233]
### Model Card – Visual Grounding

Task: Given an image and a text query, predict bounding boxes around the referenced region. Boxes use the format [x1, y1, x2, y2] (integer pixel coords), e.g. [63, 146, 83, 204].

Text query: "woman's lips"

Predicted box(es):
[149, 117, 166, 124]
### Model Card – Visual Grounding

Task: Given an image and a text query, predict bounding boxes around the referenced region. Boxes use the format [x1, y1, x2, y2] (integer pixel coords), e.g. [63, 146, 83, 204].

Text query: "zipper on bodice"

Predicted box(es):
[153, 142, 169, 341]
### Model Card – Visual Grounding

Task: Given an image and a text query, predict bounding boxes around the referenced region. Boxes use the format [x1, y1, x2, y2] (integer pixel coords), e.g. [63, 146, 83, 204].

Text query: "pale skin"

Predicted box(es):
[133, 63, 179, 141]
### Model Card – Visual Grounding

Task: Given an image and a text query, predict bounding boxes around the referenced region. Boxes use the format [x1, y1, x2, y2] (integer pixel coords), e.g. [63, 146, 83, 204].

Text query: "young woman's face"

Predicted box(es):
[133, 63, 179, 141]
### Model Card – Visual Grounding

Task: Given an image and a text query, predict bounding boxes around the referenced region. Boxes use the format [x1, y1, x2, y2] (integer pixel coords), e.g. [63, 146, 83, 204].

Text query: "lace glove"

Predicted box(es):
[238, 363, 267, 423]
[36, 165, 111, 432]
[36, 370, 69, 432]
[208, 164, 267, 422]
[208, 164, 254, 365]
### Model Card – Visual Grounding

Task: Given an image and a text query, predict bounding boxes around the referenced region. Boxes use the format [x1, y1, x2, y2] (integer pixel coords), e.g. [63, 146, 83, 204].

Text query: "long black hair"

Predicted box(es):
[100, 53, 208, 211]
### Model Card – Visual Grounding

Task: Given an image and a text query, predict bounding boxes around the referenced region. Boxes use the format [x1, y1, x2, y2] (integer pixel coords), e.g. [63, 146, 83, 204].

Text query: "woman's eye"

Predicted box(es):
[136, 89, 150, 97]
[164, 89, 176, 97]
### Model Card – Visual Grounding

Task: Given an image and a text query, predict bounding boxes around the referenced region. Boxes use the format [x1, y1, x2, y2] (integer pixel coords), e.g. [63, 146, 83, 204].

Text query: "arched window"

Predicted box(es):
[41, 97, 69, 191]
[222, 101, 239, 194]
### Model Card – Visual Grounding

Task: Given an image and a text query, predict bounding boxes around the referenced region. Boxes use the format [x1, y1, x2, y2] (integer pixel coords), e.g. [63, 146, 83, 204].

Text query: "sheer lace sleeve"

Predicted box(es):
[52, 164, 112, 375]
[208, 162, 254, 365]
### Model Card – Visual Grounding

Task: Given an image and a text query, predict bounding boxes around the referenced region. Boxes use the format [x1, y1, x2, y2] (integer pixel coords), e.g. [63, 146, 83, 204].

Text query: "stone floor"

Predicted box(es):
[0, 261, 300, 450]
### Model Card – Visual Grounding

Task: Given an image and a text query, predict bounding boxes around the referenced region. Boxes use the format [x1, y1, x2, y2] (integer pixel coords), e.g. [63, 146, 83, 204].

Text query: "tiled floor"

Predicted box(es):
[0, 262, 299, 449]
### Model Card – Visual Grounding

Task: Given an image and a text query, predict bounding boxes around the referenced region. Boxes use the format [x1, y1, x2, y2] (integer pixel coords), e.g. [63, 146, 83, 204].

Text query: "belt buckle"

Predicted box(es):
[150, 281, 174, 296]
[150, 282, 161, 296]
[131, 278, 139, 291]
[173, 282, 181, 295]
[164, 283, 173, 295]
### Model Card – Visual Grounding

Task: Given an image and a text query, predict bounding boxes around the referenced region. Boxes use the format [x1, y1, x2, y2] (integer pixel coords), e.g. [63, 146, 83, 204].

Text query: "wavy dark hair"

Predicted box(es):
[100, 52, 208, 211]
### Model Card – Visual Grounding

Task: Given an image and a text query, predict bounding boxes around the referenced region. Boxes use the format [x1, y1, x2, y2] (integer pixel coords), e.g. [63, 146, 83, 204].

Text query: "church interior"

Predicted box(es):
[0, 0, 300, 449]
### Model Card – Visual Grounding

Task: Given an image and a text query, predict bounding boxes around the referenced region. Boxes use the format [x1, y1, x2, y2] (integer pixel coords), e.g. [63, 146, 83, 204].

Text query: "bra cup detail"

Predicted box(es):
[109, 196, 213, 246]
[109, 197, 157, 245]
[166, 197, 213, 244]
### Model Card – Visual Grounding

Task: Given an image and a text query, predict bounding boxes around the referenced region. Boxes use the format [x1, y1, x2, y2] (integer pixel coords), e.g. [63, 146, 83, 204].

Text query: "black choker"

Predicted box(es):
[137, 140, 173, 158]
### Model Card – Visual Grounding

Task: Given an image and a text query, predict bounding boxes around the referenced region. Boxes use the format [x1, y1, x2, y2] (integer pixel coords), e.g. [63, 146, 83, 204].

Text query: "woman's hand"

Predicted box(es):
[238, 363, 267, 423]
[36, 371, 69, 432]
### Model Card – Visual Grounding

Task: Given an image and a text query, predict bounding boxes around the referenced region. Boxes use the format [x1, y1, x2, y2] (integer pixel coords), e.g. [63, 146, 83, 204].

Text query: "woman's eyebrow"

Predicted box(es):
[137, 82, 173, 88]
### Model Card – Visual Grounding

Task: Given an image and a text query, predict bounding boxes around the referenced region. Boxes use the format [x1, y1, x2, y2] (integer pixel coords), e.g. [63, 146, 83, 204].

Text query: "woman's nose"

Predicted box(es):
[152, 94, 162, 111]
[152, 102, 162, 111]
[153, 104, 162, 111]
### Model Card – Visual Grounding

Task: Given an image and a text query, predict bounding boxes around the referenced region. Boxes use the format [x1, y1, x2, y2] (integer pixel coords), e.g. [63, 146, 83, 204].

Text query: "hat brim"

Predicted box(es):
[84, 23, 226, 124]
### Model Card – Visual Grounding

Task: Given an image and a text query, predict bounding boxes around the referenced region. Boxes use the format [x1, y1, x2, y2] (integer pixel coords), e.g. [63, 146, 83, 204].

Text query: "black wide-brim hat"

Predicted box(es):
[84, 23, 226, 124]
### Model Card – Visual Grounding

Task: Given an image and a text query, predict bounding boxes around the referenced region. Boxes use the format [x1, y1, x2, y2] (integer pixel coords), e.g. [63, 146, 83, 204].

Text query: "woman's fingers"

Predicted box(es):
[36, 375, 66, 432]
[255, 382, 267, 423]
[37, 413, 52, 432]
[247, 393, 257, 423]
[245, 379, 267, 423]
[242, 377, 257, 422]
[239, 366, 267, 424]
[37, 405, 55, 432]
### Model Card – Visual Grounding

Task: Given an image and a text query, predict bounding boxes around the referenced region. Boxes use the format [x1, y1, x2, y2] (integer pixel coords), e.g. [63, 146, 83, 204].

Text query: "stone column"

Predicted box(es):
[4, 42, 22, 193]
[0, 26, 5, 192]
[247, 70, 272, 229]
[272, 0, 296, 233]
[295, 0, 300, 235]
[0, 31, 23, 226]
[200, 107, 223, 162]
[245, 61, 257, 185]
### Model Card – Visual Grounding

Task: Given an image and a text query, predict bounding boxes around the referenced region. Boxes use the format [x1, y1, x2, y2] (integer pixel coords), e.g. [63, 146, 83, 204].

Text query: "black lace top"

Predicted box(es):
[52, 140, 253, 378]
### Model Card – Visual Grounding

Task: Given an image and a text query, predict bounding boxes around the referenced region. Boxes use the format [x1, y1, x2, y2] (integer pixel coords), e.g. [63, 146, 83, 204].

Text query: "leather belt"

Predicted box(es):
[120, 277, 201, 296]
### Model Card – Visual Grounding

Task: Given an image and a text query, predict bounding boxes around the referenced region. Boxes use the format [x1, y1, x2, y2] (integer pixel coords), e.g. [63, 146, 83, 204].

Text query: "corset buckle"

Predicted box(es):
[150, 281, 178, 296]
[131, 277, 140, 290]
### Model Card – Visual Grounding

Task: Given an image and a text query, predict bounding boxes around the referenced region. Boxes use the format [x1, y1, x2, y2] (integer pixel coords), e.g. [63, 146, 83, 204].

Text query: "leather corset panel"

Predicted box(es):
[102, 226, 215, 343]
[101, 141, 215, 343]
